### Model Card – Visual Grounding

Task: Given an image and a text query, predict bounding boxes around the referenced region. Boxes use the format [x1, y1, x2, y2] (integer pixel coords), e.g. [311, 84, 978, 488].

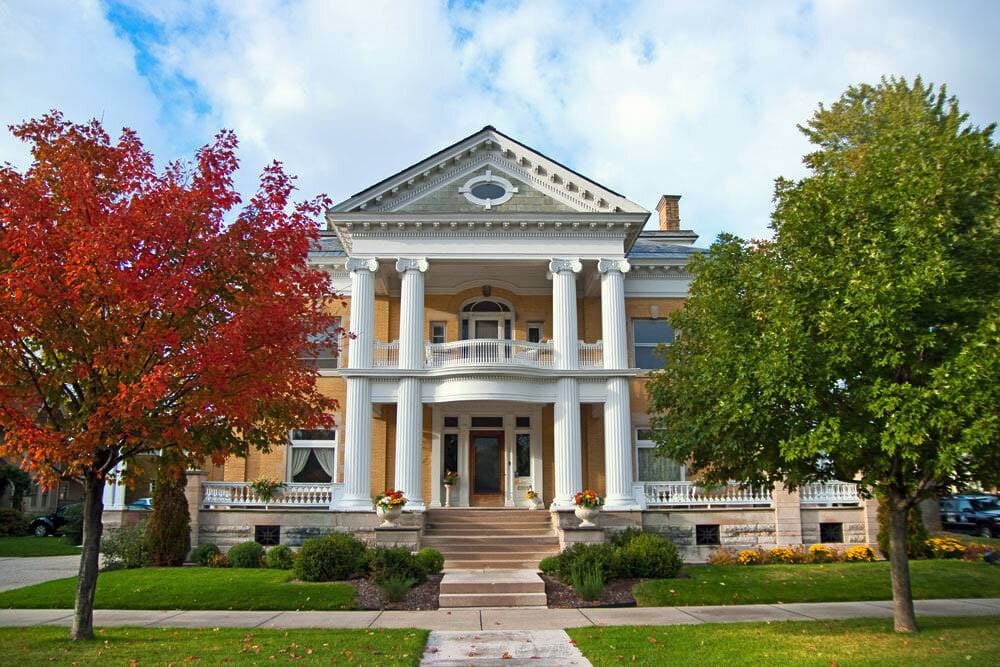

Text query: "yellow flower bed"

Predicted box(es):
[737, 549, 765, 565]
[844, 545, 876, 562]
[925, 537, 965, 559]
[807, 544, 838, 563]
[767, 546, 799, 563]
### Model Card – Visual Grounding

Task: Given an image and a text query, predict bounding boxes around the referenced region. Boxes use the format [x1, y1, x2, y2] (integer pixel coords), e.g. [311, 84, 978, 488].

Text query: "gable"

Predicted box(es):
[331, 126, 647, 216]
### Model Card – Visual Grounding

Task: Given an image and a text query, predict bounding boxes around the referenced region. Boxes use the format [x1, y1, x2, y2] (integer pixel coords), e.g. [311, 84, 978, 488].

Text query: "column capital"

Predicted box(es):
[548, 258, 582, 275]
[597, 258, 631, 275]
[395, 257, 429, 274]
[345, 257, 379, 273]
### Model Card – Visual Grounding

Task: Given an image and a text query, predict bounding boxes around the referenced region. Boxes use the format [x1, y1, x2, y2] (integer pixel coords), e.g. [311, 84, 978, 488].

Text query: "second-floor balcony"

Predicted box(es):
[370, 338, 604, 370]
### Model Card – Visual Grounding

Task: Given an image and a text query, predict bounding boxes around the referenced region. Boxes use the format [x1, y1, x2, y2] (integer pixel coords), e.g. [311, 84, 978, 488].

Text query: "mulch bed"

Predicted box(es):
[354, 574, 442, 610]
[541, 573, 638, 608]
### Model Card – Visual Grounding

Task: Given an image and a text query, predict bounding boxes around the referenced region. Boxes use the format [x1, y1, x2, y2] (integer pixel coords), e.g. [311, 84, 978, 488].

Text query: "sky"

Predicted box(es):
[1, 0, 998, 243]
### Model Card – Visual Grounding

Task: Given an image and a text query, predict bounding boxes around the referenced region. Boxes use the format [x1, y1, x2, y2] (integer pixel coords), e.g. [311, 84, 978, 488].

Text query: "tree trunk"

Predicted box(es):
[887, 490, 919, 633]
[70, 473, 105, 640]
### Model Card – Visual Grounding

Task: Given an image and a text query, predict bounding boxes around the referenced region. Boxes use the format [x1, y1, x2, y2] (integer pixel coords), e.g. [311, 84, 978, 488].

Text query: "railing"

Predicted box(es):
[202, 482, 341, 508]
[638, 481, 773, 507]
[372, 340, 399, 368]
[800, 481, 861, 506]
[425, 339, 556, 369]
[579, 341, 603, 369]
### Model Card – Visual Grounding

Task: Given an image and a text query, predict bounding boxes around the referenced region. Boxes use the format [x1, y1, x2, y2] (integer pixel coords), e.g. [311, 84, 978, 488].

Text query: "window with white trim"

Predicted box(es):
[304, 318, 343, 369]
[526, 322, 543, 343]
[635, 428, 684, 482]
[632, 318, 674, 370]
[430, 321, 447, 344]
[288, 428, 337, 483]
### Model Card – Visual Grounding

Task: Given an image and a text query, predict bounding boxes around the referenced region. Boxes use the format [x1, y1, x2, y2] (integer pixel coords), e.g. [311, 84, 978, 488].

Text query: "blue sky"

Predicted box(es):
[2, 0, 998, 243]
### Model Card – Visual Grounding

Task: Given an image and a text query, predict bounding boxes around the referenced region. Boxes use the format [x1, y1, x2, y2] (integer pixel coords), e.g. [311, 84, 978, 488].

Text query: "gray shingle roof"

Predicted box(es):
[309, 230, 346, 259]
[628, 232, 707, 260]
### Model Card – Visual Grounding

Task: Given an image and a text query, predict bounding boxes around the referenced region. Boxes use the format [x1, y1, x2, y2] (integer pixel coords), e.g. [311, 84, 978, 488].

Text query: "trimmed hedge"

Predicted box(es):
[191, 543, 220, 566]
[294, 534, 368, 582]
[545, 531, 684, 583]
[368, 547, 426, 585]
[0, 508, 29, 537]
[415, 548, 444, 575]
[266, 545, 295, 570]
[228, 541, 264, 568]
[617, 532, 682, 579]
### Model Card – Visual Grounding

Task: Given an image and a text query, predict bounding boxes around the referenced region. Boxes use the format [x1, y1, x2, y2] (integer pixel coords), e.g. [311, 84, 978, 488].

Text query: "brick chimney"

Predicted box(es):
[656, 195, 681, 231]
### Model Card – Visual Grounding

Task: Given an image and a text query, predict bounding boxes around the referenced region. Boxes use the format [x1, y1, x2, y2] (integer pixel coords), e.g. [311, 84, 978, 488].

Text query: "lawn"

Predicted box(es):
[0, 626, 426, 666]
[0, 537, 81, 557]
[0, 567, 357, 611]
[633, 560, 1000, 607]
[938, 531, 1000, 547]
[567, 616, 999, 666]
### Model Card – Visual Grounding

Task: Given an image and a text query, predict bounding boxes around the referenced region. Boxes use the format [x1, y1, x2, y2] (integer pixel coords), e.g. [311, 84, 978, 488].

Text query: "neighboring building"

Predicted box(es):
[103, 126, 877, 560]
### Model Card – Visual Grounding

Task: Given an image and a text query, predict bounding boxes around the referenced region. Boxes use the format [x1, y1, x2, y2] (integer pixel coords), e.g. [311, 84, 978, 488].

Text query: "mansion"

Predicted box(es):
[104, 127, 878, 562]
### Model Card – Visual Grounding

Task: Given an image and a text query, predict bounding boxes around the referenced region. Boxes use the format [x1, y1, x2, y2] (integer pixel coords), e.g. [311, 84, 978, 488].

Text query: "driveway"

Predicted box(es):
[0, 555, 80, 592]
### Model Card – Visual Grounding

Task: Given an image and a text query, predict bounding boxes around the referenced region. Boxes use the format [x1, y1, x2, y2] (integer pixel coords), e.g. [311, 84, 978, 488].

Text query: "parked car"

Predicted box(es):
[126, 497, 153, 511]
[940, 494, 1000, 538]
[28, 503, 80, 537]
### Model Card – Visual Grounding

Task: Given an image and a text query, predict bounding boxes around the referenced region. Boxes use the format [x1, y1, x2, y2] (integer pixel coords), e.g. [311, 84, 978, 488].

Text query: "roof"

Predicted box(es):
[309, 230, 346, 259]
[627, 231, 707, 260]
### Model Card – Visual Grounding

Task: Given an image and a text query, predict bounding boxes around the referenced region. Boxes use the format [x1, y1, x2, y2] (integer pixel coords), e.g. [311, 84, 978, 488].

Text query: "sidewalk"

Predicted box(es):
[1, 598, 997, 630]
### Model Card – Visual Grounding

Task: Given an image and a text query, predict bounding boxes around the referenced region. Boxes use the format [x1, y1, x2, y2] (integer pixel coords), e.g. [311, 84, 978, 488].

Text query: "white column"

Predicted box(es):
[394, 257, 428, 510]
[599, 258, 638, 510]
[549, 258, 583, 509]
[102, 460, 125, 510]
[337, 257, 378, 510]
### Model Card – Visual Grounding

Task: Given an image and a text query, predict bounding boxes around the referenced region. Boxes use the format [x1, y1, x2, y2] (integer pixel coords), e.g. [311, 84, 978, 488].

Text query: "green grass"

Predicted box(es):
[0, 627, 426, 666]
[568, 616, 1000, 666]
[938, 530, 1000, 546]
[0, 537, 81, 557]
[633, 560, 1000, 607]
[0, 567, 357, 611]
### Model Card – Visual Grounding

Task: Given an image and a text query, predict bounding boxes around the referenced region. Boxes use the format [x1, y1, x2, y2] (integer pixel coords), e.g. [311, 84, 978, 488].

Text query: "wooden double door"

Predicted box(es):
[469, 430, 505, 506]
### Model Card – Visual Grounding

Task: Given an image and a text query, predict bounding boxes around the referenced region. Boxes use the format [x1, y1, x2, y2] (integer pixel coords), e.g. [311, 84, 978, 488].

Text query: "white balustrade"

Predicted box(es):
[579, 341, 604, 369]
[202, 482, 342, 508]
[800, 481, 860, 506]
[372, 341, 399, 368]
[424, 339, 558, 369]
[641, 481, 773, 507]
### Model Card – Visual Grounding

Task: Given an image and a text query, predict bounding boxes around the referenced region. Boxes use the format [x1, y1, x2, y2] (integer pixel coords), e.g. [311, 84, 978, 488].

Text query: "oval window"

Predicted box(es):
[470, 182, 506, 200]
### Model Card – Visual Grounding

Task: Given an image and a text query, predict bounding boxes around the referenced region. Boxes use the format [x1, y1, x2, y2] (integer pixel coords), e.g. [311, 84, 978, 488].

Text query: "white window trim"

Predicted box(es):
[631, 318, 673, 369]
[635, 427, 685, 481]
[430, 321, 447, 344]
[287, 428, 338, 484]
[526, 321, 544, 343]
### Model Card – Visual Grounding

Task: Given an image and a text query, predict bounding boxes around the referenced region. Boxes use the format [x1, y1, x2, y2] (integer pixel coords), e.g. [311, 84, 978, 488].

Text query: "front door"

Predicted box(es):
[469, 431, 505, 506]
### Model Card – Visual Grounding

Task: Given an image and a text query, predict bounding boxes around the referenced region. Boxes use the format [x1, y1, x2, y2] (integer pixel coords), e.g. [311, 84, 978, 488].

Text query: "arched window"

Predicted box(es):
[460, 299, 513, 340]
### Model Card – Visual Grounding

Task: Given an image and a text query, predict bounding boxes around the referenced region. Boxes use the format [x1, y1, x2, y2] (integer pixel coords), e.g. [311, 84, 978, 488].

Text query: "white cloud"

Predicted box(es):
[2, 0, 997, 243]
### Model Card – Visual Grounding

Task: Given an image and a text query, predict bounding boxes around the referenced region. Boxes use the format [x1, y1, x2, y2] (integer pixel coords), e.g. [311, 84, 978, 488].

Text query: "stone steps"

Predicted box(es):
[438, 569, 548, 608]
[422, 536, 560, 548]
[444, 559, 544, 570]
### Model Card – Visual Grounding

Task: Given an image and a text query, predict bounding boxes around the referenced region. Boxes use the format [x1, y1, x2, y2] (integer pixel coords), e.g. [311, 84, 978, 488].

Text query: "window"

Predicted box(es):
[526, 322, 543, 343]
[430, 321, 446, 344]
[459, 170, 517, 209]
[255, 525, 280, 546]
[516, 416, 530, 428]
[820, 523, 844, 543]
[288, 428, 337, 483]
[635, 429, 684, 482]
[443, 433, 459, 479]
[515, 433, 531, 477]
[444, 416, 459, 428]
[632, 318, 674, 370]
[304, 318, 343, 369]
[471, 416, 503, 428]
[696, 524, 720, 546]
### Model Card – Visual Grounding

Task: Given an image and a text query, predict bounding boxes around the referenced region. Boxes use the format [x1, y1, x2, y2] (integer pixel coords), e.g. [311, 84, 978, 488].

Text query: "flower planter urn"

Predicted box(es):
[528, 496, 543, 510]
[376, 505, 403, 527]
[444, 484, 454, 507]
[575, 505, 600, 527]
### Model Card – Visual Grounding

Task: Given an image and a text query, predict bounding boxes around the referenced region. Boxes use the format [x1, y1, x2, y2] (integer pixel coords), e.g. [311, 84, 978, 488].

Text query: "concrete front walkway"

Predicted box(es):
[0, 556, 80, 593]
[0, 598, 997, 630]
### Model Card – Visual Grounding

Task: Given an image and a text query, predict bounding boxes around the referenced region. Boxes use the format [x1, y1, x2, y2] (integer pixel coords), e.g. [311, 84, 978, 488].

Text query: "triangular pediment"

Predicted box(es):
[330, 126, 647, 216]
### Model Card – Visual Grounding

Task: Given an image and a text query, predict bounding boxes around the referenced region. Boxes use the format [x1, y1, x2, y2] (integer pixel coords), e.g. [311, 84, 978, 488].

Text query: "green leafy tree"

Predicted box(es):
[648, 77, 1000, 633]
[145, 452, 191, 566]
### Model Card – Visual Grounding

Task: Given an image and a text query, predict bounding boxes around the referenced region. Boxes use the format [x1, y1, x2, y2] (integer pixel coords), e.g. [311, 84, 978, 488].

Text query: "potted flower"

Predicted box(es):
[573, 489, 603, 527]
[526, 489, 543, 510]
[249, 477, 284, 510]
[374, 490, 407, 526]
[442, 471, 459, 507]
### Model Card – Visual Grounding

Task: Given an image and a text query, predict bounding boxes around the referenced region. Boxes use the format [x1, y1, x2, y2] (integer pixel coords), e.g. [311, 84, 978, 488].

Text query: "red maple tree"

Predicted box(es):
[0, 112, 339, 639]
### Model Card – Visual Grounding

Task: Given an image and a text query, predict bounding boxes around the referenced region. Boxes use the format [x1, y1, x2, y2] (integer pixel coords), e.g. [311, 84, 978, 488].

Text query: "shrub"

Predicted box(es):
[554, 543, 620, 583]
[228, 541, 264, 568]
[208, 553, 229, 568]
[60, 504, 84, 545]
[844, 545, 877, 562]
[101, 519, 149, 569]
[737, 549, 766, 565]
[379, 575, 418, 603]
[961, 543, 992, 562]
[191, 543, 220, 566]
[538, 556, 560, 574]
[925, 536, 964, 559]
[294, 534, 369, 582]
[618, 533, 683, 579]
[808, 544, 838, 563]
[0, 508, 29, 537]
[415, 547, 444, 575]
[368, 547, 426, 585]
[145, 463, 190, 566]
[706, 547, 738, 566]
[571, 562, 605, 600]
[767, 547, 798, 564]
[266, 544, 295, 570]
[608, 527, 643, 548]
[876, 498, 930, 559]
